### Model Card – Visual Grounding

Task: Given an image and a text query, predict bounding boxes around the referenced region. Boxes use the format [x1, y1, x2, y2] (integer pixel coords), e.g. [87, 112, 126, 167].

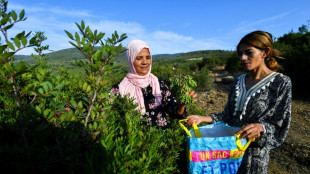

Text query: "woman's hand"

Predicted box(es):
[188, 90, 198, 103]
[186, 115, 212, 126]
[177, 90, 197, 114]
[235, 123, 264, 139]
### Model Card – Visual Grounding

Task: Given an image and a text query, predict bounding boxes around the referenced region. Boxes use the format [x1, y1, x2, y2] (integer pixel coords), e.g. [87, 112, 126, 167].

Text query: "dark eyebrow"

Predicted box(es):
[239, 48, 253, 52]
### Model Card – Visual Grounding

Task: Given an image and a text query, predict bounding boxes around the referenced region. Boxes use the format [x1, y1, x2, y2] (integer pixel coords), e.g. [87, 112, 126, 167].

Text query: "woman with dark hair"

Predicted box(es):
[187, 31, 292, 173]
[110, 40, 196, 128]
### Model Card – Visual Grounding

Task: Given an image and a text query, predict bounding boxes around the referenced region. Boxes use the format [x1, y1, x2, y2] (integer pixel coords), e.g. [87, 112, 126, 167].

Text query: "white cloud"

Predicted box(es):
[151, 31, 193, 41]
[88, 20, 145, 35]
[234, 11, 293, 33]
[144, 32, 228, 54]
[8, 2, 228, 55]
[9, 3, 94, 18]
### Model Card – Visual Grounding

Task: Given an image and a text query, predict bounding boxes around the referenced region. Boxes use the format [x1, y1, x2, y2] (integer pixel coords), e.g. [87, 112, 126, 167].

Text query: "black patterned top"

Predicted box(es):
[212, 72, 292, 174]
[110, 80, 187, 128]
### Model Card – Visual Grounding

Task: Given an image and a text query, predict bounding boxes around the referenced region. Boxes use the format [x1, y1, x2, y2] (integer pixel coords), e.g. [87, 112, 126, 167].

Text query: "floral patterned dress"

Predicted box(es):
[211, 72, 292, 174]
[110, 79, 187, 128]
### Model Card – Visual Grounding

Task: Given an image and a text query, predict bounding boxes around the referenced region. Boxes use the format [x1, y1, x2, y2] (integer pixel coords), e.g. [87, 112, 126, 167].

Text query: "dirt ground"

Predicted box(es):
[196, 66, 310, 174]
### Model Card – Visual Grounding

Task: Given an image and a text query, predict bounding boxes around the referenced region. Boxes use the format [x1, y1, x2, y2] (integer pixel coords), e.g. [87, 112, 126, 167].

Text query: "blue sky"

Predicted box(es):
[6, 0, 310, 55]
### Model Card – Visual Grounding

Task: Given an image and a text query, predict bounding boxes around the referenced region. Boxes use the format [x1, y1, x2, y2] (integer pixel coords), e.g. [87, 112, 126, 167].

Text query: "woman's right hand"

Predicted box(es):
[186, 115, 212, 126]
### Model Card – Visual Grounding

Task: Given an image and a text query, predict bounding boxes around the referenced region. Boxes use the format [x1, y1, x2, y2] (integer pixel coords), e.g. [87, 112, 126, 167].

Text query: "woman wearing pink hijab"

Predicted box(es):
[110, 40, 196, 128]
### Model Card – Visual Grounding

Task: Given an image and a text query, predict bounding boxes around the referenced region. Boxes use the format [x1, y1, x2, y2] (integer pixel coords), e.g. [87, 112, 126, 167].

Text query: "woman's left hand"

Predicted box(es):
[178, 90, 197, 114]
[188, 90, 198, 103]
[235, 123, 264, 139]
[180, 90, 197, 106]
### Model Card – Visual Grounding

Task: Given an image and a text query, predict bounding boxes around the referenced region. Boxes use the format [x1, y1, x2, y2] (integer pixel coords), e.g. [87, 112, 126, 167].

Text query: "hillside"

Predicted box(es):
[14, 47, 234, 65]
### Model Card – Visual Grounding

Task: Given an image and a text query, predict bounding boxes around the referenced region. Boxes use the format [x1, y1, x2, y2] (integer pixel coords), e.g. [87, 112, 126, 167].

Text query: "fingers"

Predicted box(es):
[188, 90, 197, 97]
[186, 116, 195, 126]
[186, 115, 202, 126]
[188, 90, 198, 102]
[235, 123, 262, 139]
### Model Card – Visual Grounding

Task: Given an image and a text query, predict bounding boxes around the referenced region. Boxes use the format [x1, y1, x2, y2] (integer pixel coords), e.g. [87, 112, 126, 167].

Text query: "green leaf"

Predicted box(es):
[42, 83, 48, 92]
[11, 11, 17, 21]
[83, 42, 91, 51]
[91, 110, 95, 120]
[17, 61, 27, 72]
[29, 36, 37, 45]
[3, 63, 15, 73]
[70, 99, 77, 108]
[97, 32, 105, 41]
[78, 101, 83, 109]
[81, 20, 85, 30]
[38, 88, 44, 94]
[6, 41, 15, 51]
[43, 109, 50, 117]
[51, 91, 61, 95]
[76, 22, 83, 32]
[3, 24, 13, 31]
[55, 82, 65, 89]
[86, 85, 91, 92]
[19, 9, 25, 20]
[139, 131, 144, 137]
[82, 82, 87, 90]
[35, 105, 41, 114]
[14, 37, 21, 48]
[59, 114, 66, 121]
[0, 45, 7, 53]
[65, 30, 74, 40]
[93, 122, 97, 129]
[46, 81, 53, 90]
[114, 30, 119, 39]
[21, 35, 27, 47]
[0, 14, 9, 25]
[81, 37, 85, 44]
[75, 32, 80, 46]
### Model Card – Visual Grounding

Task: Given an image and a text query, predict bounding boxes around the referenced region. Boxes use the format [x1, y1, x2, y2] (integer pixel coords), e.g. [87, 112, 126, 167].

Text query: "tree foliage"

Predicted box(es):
[274, 26, 310, 98]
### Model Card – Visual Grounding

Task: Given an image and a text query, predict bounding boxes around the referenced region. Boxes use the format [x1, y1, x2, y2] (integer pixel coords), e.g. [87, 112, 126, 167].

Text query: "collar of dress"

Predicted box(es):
[233, 72, 280, 119]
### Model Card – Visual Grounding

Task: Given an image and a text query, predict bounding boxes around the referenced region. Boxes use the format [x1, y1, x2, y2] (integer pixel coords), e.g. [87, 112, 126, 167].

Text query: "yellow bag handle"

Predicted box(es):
[235, 134, 255, 151]
[179, 119, 255, 151]
[179, 119, 202, 138]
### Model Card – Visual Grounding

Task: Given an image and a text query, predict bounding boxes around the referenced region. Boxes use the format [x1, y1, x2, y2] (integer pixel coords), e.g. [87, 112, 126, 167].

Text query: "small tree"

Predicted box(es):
[0, 0, 67, 172]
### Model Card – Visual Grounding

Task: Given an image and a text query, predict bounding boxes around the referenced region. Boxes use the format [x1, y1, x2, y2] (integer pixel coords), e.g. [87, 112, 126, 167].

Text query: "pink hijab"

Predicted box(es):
[119, 40, 162, 114]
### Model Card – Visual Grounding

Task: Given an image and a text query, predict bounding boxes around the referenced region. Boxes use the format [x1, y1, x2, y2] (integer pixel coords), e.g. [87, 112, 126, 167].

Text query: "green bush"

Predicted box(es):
[275, 28, 310, 98]
[197, 56, 223, 70]
[93, 96, 186, 173]
[0, 1, 188, 173]
[225, 52, 243, 73]
[192, 68, 212, 92]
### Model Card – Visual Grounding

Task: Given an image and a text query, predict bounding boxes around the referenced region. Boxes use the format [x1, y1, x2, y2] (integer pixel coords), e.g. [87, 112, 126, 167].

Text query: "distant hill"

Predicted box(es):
[14, 55, 32, 60]
[13, 47, 174, 63]
[14, 47, 234, 64]
[152, 53, 183, 58]
[14, 47, 126, 64]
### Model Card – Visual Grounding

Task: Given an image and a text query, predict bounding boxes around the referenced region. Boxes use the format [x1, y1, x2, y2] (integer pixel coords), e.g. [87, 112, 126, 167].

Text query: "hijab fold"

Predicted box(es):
[119, 40, 162, 114]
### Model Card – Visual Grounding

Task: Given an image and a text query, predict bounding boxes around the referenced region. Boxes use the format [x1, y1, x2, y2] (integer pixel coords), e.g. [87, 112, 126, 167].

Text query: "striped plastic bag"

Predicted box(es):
[179, 120, 255, 174]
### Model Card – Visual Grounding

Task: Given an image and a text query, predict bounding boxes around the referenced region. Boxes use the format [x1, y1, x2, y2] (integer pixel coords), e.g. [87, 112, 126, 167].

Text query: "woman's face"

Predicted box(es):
[133, 48, 151, 76]
[238, 44, 266, 71]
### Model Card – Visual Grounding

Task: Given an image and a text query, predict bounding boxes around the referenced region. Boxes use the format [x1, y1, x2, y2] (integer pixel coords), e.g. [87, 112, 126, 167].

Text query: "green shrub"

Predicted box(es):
[88, 96, 186, 174]
[0, 2, 188, 173]
[275, 28, 310, 98]
[225, 52, 243, 73]
[192, 68, 212, 92]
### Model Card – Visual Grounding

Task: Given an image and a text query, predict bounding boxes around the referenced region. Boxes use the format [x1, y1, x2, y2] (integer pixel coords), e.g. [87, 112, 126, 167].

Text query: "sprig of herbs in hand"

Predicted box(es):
[169, 75, 197, 105]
